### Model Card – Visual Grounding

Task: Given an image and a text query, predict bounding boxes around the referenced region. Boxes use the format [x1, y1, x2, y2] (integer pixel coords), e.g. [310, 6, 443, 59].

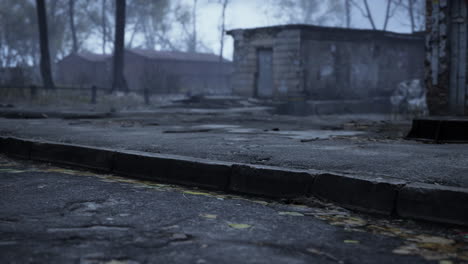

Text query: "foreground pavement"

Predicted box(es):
[1, 155, 467, 264]
[1, 105, 468, 226]
[0, 107, 467, 189]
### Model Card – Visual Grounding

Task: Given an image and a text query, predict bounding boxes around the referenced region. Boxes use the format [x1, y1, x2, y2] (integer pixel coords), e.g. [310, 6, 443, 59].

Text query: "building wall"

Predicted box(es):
[229, 26, 424, 101]
[301, 29, 424, 100]
[124, 52, 232, 94]
[56, 55, 110, 88]
[0, 67, 34, 86]
[426, 0, 468, 115]
[57, 53, 232, 95]
[230, 28, 302, 97]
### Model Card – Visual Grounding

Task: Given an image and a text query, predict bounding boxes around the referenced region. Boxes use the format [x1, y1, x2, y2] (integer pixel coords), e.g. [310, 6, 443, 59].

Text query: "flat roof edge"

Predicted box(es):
[226, 24, 424, 40]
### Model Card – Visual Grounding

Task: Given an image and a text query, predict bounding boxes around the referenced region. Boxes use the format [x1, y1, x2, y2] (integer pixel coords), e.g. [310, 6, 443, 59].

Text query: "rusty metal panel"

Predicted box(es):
[256, 49, 273, 98]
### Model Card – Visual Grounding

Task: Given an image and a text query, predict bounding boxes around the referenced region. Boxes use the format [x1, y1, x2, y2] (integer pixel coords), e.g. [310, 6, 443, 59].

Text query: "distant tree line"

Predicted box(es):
[1, 0, 425, 92]
[0, 0, 230, 92]
[269, 0, 425, 32]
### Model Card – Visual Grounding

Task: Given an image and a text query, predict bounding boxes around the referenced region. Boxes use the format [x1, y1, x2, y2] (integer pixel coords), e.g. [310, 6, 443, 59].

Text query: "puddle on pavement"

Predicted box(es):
[158, 123, 363, 140]
[227, 128, 260, 133]
[192, 124, 259, 134]
[266, 130, 364, 140]
[195, 124, 240, 130]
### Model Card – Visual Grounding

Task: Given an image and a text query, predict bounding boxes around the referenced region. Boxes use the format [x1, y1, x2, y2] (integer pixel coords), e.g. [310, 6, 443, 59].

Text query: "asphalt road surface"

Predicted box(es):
[1, 111, 467, 189]
[0, 155, 467, 264]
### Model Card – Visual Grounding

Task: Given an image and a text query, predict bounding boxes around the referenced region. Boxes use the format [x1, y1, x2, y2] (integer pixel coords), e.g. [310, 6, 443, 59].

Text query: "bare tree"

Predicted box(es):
[345, 0, 351, 28]
[111, 0, 128, 93]
[187, 0, 198, 52]
[349, 0, 376, 29]
[68, 0, 78, 53]
[271, 0, 345, 27]
[408, 0, 416, 32]
[218, 0, 229, 61]
[383, 0, 403, 31]
[350, 0, 402, 31]
[362, 0, 376, 29]
[125, 0, 173, 50]
[102, 0, 107, 53]
[35, 0, 55, 89]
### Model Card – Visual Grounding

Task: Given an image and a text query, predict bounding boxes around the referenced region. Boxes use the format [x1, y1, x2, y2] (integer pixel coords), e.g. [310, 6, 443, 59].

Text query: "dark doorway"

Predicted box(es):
[256, 48, 273, 98]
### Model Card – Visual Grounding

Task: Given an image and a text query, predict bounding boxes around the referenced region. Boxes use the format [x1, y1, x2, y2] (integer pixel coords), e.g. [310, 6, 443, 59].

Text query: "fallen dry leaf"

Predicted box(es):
[43, 168, 98, 177]
[228, 223, 252, 229]
[344, 240, 360, 244]
[183, 191, 213, 197]
[0, 168, 28, 173]
[410, 235, 455, 245]
[278, 211, 304, 217]
[200, 214, 217, 219]
[439, 260, 453, 264]
[252, 200, 269, 206]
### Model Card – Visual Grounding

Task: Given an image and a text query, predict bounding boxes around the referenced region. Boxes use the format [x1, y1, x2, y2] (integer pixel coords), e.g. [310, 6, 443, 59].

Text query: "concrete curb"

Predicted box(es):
[311, 173, 406, 215]
[397, 183, 468, 226]
[112, 150, 232, 190]
[1, 136, 467, 226]
[30, 141, 114, 172]
[230, 164, 314, 198]
[0, 110, 114, 119]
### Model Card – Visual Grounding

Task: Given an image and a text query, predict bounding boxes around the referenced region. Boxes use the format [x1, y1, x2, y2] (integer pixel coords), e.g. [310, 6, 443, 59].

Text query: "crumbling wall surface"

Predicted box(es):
[273, 29, 302, 97]
[229, 28, 301, 98]
[229, 30, 264, 97]
[301, 29, 424, 101]
[57, 56, 109, 89]
[124, 52, 232, 94]
[425, 0, 451, 115]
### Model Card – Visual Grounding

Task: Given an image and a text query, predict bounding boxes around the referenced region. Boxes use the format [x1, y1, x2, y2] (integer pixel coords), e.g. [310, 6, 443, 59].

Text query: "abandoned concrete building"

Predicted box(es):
[0, 67, 35, 87]
[56, 50, 232, 94]
[56, 52, 111, 88]
[124, 49, 232, 94]
[426, 0, 467, 116]
[227, 25, 424, 113]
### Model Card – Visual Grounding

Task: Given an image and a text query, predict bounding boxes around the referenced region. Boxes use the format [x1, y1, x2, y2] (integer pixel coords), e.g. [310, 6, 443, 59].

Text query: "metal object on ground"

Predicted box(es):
[406, 117, 468, 143]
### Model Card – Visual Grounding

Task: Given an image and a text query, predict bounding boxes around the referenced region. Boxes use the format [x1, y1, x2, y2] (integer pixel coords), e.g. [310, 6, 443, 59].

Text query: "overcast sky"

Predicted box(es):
[96, 0, 420, 60]
[192, 0, 418, 60]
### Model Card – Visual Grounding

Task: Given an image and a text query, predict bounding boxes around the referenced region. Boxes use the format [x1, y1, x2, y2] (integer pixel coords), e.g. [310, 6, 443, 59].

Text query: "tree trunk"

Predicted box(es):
[219, 0, 228, 61]
[408, 0, 415, 32]
[111, 0, 128, 93]
[345, 0, 351, 28]
[102, 0, 107, 54]
[363, 0, 376, 30]
[35, 0, 55, 90]
[383, 0, 392, 31]
[189, 0, 198, 52]
[69, 0, 78, 53]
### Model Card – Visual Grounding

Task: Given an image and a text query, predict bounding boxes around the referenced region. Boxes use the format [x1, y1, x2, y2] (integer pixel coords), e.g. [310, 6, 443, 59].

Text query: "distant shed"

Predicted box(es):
[57, 50, 232, 95]
[56, 52, 111, 88]
[227, 25, 425, 112]
[124, 49, 232, 94]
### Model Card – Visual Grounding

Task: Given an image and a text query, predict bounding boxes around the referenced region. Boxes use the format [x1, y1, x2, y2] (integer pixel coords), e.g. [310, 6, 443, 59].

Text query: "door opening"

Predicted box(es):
[256, 48, 273, 98]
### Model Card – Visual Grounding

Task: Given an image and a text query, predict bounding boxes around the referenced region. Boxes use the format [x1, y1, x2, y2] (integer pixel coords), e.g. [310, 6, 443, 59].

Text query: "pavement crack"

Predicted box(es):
[0, 217, 19, 223]
[218, 239, 344, 263]
[47, 225, 131, 233]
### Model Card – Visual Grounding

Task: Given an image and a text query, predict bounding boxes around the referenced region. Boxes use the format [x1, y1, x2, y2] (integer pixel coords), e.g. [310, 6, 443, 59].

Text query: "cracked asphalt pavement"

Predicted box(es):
[1, 109, 467, 188]
[1, 155, 467, 264]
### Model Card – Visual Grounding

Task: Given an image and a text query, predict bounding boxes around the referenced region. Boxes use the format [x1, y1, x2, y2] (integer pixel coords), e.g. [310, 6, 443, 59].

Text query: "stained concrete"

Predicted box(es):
[0, 107, 467, 189]
[1, 156, 466, 263]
